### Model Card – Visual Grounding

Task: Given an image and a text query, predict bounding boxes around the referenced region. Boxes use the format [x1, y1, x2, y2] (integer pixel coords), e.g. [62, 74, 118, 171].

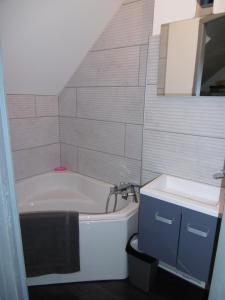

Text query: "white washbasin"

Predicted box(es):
[141, 175, 225, 217]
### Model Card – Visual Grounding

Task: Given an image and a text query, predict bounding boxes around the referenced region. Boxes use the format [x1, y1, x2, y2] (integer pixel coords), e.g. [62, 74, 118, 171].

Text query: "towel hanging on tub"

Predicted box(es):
[20, 211, 80, 277]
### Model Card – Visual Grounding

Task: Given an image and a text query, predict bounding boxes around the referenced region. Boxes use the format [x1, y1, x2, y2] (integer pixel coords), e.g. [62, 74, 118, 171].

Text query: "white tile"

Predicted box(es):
[93, 0, 154, 50]
[35, 95, 58, 116]
[60, 117, 125, 156]
[13, 144, 60, 180]
[77, 87, 145, 124]
[60, 143, 78, 172]
[143, 129, 225, 186]
[67, 47, 140, 87]
[144, 85, 225, 138]
[59, 88, 76, 117]
[10, 117, 59, 151]
[125, 124, 143, 159]
[139, 45, 148, 86]
[7, 95, 36, 118]
[78, 148, 141, 185]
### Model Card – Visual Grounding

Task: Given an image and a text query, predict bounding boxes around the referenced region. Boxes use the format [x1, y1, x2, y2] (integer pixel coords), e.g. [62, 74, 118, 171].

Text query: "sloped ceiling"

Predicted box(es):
[0, 0, 122, 95]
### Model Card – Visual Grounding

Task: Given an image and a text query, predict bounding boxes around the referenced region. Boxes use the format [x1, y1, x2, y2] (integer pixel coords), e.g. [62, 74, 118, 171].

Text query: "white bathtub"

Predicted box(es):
[16, 171, 139, 286]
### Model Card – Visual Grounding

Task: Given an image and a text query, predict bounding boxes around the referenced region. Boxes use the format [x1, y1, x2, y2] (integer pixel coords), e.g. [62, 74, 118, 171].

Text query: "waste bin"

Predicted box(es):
[126, 233, 158, 292]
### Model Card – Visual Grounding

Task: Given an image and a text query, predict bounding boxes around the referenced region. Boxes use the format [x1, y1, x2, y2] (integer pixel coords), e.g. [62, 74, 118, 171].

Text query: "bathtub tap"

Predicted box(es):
[106, 183, 140, 214]
[213, 170, 225, 179]
[117, 182, 140, 203]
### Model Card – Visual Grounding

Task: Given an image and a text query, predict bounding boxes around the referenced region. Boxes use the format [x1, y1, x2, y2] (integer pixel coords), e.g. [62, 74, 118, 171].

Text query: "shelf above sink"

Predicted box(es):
[141, 175, 225, 217]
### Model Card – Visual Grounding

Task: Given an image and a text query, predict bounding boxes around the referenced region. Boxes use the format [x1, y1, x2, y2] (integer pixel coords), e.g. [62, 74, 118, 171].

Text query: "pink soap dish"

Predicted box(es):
[54, 166, 67, 172]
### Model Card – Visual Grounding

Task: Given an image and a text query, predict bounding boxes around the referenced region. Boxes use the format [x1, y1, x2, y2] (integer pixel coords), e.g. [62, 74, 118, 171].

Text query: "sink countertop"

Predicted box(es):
[141, 175, 225, 217]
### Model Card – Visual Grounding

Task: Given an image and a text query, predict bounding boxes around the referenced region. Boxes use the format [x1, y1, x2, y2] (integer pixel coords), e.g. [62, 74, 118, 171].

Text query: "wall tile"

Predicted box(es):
[144, 85, 225, 138]
[35, 95, 58, 116]
[146, 35, 160, 85]
[10, 117, 59, 151]
[60, 117, 125, 156]
[7, 95, 36, 118]
[67, 47, 140, 87]
[77, 87, 145, 124]
[93, 0, 154, 50]
[59, 117, 76, 146]
[78, 148, 141, 184]
[139, 45, 149, 86]
[141, 169, 160, 185]
[60, 143, 78, 172]
[59, 88, 76, 117]
[13, 144, 60, 180]
[125, 124, 143, 159]
[143, 129, 225, 186]
[123, 0, 142, 5]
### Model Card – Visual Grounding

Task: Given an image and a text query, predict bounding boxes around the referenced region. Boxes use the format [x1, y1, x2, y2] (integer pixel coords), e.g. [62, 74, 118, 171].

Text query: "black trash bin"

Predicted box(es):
[126, 233, 158, 292]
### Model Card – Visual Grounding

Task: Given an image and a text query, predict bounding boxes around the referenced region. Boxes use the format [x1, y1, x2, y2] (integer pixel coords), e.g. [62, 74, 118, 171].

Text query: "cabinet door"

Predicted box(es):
[138, 195, 182, 267]
[177, 208, 219, 282]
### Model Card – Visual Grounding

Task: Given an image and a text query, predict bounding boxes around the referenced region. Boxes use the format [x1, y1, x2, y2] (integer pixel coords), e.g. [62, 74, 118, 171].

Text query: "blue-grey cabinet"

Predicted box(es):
[138, 195, 182, 267]
[139, 195, 220, 283]
[177, 208, 218, 281]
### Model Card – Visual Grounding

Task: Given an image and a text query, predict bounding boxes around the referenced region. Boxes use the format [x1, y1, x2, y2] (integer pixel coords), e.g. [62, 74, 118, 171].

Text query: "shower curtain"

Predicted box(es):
[0, 55, 28, 300]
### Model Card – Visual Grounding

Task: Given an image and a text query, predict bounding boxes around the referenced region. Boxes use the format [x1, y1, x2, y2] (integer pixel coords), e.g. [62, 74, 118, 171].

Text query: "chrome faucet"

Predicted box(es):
[117, 182, 140, 202]
[105, 182, 140, 213]
[213, 170, 225, 180]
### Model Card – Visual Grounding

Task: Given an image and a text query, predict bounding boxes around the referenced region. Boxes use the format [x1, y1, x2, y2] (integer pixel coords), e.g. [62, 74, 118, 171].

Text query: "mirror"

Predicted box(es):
[158, 13, 225, 96]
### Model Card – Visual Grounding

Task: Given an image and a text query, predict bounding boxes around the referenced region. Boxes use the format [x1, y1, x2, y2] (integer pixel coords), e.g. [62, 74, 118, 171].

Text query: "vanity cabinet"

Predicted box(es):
[138, 195, 219, 282]
[177, 207, 218, 281]
[138, 195, 181, 267]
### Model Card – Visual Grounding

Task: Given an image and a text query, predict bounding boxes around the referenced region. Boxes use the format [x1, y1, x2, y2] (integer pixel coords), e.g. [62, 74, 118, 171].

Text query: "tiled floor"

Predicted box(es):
[29, 269, 209, 300]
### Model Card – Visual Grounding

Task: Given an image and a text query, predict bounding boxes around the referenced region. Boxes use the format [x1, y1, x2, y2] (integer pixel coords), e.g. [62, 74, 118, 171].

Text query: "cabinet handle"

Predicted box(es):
[187, 224, 209, 238]
[155, 212, 174, 225]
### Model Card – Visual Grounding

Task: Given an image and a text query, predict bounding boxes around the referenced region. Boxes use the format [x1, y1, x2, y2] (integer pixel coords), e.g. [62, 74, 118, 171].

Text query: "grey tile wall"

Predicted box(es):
[60, 143, 78, 172]
[13, 144, 60, 180]
[10, 117, 59, 151]
[59, 0, 155, 184]
[76, 87, 145, 124]
[59, 88, 76, 117]
[7, 95, 60, 180]
[7, 95, 36, 118]
[142, 35, 225, 187]
[60, 117, 125, 156]
[93, 0, 154, 50]
[77, 148, 141, 185]
[67, 46, 141, 87]
[125, 124, 143, 160]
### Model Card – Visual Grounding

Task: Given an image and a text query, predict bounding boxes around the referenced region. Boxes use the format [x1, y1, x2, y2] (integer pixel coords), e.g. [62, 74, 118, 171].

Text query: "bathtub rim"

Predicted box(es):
[16, 171, 139, 222]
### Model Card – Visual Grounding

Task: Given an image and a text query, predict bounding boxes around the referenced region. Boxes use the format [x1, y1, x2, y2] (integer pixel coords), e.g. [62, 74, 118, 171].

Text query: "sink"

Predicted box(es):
[141, 175, 225, 217]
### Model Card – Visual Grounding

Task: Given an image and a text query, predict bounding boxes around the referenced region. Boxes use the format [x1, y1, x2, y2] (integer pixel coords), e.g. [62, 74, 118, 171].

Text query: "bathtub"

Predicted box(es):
[16, 171, 139, 286]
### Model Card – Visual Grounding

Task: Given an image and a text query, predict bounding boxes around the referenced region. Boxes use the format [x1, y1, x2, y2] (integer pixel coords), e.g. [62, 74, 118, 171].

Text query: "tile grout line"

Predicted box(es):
[75, 87, 78, 118]
[124, 124, 127, 157]
[143, 127, 225, 141]
[62, 143, 142, 162]
[67, 85, 146, 88]
[91, 42, 149, 53]
[9, 115, 59, 120]
[123, 0, 143, 6]
[13, 142, 59, 153]
[60, 115, 144, 126]
[57, 95, 62, 166]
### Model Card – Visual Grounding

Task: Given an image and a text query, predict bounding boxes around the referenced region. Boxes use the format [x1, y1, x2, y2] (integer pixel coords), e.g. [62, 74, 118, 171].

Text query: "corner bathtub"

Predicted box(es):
[16, 171, 139, 286]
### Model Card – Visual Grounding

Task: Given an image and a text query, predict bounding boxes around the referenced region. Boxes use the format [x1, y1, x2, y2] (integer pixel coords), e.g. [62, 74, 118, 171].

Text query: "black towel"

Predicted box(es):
[20, 211, 80, 277]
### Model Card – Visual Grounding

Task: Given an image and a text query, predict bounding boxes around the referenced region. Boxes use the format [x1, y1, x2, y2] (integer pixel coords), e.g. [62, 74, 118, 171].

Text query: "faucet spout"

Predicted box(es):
[213, 170, 225, 180]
